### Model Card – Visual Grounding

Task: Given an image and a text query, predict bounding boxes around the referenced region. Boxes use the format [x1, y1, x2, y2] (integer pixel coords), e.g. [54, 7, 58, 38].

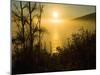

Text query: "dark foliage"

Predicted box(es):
[12, 1, 96, 74]
[12, 28, 96, 74]
[60, 29, 96, 70]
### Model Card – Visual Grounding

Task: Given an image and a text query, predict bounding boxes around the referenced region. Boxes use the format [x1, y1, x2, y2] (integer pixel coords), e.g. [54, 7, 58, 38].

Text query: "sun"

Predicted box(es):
[51, 11, 62, 24]
[53, 11, 59, 18]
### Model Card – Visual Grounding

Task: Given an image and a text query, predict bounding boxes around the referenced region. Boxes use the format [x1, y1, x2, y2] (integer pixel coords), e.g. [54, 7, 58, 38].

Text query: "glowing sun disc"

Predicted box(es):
[53, 11, 59, 18]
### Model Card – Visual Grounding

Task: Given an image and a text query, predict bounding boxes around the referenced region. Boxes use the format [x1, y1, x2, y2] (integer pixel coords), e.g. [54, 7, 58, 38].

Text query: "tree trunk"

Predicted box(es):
[29, 2, 33, 51]
[20, 1, 25, 50]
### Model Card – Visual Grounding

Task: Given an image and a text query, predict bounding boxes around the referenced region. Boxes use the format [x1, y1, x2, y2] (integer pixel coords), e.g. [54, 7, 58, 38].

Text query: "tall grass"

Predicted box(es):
[12, 28, 96, 74]
[60, 28, 96, 70]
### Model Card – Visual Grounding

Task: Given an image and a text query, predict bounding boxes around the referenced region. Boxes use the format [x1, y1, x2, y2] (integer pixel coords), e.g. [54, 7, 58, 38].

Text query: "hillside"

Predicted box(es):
[73, 12, 96, 20]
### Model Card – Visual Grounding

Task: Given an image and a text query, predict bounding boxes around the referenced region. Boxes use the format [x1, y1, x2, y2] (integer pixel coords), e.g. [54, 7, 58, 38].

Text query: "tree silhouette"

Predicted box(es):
[12, 1, 45, 74]
[12, 1, 96, 74]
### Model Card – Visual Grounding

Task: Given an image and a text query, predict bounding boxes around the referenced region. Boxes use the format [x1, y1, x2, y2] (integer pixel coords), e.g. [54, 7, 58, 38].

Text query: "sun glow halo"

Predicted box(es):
[53, 11, 59, 18]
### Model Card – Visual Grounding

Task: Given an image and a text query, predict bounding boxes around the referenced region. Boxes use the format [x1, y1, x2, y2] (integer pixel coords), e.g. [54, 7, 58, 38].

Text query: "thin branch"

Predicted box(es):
[12, 10, 21, 18]
[13, 3, 20, 14]
[31, 3, 36, 13]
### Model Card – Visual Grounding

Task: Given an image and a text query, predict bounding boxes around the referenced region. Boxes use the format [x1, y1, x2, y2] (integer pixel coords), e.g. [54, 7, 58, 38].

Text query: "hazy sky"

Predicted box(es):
[42, 3, 96, 20]
[12, 1, 96, 53]
[40, 3, 96, 52]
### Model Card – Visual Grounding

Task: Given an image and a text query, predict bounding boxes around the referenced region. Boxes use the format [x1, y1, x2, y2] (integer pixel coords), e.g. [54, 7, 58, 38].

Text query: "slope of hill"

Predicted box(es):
[73, 12, 96, 20]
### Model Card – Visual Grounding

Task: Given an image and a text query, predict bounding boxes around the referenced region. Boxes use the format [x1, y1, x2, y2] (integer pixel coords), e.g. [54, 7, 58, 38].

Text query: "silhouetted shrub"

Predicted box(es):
[12, 28, 96, 74]
[60, 28, 96, 70]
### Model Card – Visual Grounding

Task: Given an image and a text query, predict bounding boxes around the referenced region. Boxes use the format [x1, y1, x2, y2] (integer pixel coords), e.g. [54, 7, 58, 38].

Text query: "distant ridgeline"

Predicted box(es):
[73, 12, 96, 21]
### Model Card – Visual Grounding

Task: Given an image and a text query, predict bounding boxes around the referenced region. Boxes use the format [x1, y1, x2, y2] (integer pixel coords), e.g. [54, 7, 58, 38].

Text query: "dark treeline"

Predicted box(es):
[12, 1, 96, 74]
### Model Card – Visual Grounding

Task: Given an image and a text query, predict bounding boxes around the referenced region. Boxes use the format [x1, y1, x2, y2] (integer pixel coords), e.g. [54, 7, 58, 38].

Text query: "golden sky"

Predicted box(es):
[42, 3, 95, 20]
[12, 1, 96, 53]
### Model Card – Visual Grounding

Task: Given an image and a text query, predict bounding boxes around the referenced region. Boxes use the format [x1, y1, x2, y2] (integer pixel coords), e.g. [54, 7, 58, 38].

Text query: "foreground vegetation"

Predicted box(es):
[12, 28, 96, 74]
[12, 1, 96, 74]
